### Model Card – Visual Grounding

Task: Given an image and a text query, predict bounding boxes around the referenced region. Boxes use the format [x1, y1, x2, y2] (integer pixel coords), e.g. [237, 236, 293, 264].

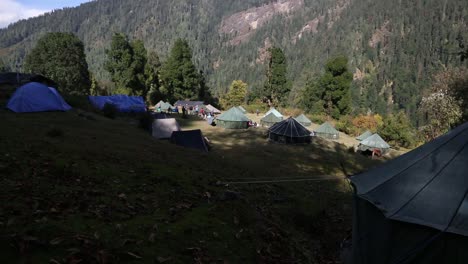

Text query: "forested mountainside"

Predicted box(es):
[1, 0, 467, 121]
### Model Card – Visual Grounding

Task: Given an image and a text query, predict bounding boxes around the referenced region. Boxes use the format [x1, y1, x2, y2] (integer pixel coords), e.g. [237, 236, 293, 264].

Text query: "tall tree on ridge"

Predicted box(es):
[160, 39, 202, 102]
[263, 47, 290, 107]
[24, 32, 90, 95]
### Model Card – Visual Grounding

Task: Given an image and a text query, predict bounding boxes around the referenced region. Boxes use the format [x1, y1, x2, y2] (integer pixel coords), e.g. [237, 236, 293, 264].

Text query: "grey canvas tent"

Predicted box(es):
[151, 118, 181, 139]
[294, 114, 312, 127]
[216, 106, 250, 129]
[206, 104, 221, 114]
[349, 122, 468, 264]
[356, 130, 373, 141]
[358, 133, 390, 154]
[264, 108, 283, 119]
[315, 122, 340, 139]
[260, 112, 282, 127]
[170, 129, 209, 152]
[268, 117, 311, 144]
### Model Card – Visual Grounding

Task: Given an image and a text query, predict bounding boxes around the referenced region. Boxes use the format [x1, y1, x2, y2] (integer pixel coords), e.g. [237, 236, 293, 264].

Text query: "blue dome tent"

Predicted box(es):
[6, 82, 72, 113]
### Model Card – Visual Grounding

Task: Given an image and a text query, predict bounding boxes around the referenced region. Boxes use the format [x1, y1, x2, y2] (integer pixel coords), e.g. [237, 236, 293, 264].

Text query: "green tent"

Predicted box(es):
[315, 122, 340, 139]
[237, 106, 247, 113]
[216, 106, 250, 129]
[358, 133, 390, 154]
[264, 107, 283, 119]
[356, 130, 372, 141]
[260, 112, 282, 127]
[294, 114, 312, 127]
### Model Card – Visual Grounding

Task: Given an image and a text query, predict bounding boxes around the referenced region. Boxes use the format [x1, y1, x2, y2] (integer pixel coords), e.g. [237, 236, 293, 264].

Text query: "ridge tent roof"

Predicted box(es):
[294, 114, 312, 126]
[206, 104, 221, 114]
[261, 112, 282, 123]
[316, 122, 339, 135]
[356, 130, 373, 141]
[264, 107, 283, 118]
[237, 105, 247, 113]
[216, 106, 250, 122]
[170, 129, 209, 152]
[359, 133, 390, 149]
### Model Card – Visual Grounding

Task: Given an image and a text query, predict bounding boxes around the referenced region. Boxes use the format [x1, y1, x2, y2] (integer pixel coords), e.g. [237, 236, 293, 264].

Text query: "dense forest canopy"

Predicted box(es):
[0, 0, 467, 123]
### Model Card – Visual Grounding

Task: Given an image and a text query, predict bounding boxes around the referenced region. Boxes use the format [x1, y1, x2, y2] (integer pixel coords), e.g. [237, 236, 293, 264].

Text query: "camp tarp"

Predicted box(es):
[260, 112, 282, 127]
[356, 130, 373, 141]
[358, 133, 390, 153]
[268, 117, 311, 144]
[264, 108, 283, 119]
[294, 114, 312, 127]
[89, 95, 146, 113]
[216, 106, 250, 129]
[207, 116, 215, 125]
[315, 122, 340, 139]
[7, 82, 72, 113]
[206, 104, 221, 114]
[170, 129, 209, 152]
[151, 118, 181, 139]
[349, 122, 468, 264]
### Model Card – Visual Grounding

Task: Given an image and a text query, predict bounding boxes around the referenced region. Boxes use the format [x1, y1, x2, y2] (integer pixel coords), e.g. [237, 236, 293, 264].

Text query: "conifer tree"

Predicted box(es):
[160, 39, 201, 101]
[263, 47, 290, 106]
[303, 56, 352, 119]
[24, 32, 90, 95]
[221, 80, 248, 109]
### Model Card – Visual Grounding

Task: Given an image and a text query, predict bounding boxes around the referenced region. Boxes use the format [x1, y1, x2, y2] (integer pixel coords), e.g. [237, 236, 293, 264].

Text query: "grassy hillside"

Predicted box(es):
[0, 105, 381, 263]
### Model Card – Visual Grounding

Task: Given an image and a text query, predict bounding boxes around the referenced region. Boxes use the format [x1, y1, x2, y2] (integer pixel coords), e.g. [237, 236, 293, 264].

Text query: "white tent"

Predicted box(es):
[264, 107, 283, 119]
[206, 104, 221, 114]
[152, 118, 181, 139]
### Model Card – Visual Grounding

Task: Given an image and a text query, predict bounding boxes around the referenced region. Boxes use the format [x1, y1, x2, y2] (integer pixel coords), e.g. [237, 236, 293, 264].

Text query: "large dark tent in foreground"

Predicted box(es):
[349, 122, 468, 264]
[268, 117, 311, 144]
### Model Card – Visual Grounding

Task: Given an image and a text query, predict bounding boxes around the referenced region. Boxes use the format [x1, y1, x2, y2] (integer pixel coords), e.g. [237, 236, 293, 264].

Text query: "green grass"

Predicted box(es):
[0, 109, 383, 263]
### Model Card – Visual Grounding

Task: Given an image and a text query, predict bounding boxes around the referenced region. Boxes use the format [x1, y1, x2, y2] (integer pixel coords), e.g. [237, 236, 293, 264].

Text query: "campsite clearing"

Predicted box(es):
[0, 107, 384, 263]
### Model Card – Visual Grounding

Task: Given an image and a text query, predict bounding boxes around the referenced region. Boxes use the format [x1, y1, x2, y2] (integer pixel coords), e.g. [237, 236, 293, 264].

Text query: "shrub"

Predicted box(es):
[102, 103, 118, 119]
[63, 95, 96, 112]
[281, 108, 303, 117]
[245, 98, 269, 113]
[308, 113, 328, 124]
[336, 115, 358, 135]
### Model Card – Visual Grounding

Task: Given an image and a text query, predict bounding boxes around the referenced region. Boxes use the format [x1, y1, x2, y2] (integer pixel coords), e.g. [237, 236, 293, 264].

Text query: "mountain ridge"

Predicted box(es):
[0, 0, 467, 120]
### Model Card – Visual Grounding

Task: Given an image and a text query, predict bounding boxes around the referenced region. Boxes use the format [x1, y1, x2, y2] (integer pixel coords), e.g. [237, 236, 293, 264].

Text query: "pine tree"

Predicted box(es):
[263, 47, 290, 106]
[160, 39, 201, 101]
[220, 80, 248, 109]
[24, 32, 90, 95]
[104, 33, 135, 95]
[145, 51, 162, 105]
[303, 56, 352, 119]
[130, 39, 148, 97]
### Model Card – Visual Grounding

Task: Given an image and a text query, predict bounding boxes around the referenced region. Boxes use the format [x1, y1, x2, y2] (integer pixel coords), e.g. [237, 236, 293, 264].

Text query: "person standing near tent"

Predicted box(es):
[256, 109, 259, 116]
[182, 106, 187, 118]
[200, 107, 205, 118]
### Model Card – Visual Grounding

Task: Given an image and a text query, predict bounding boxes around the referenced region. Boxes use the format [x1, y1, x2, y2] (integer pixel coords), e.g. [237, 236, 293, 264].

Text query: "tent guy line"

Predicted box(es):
[221, 176, 345, 184]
